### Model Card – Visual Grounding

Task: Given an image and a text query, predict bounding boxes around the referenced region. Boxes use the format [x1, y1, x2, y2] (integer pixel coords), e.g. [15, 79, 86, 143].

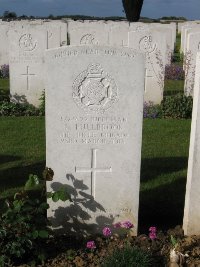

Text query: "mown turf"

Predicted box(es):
[0, 117, 191, 232]
[0, 117, 45, 198]
[0, 78, 9, 101]
[139, 118, 191, 232]
[164, 79, 184, 92]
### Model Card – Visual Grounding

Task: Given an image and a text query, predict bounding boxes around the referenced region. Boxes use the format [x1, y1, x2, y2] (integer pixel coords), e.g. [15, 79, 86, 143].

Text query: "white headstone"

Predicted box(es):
[149, 24, 174, 65]
[68, 20, 109, 45]
[183, 52, 200, 235]
[128, 29, 166, 104]
[43, 20, 68, 48]
[180, 23, 200, 53]
[184, 31, 200, 96]
[108, 21, 129, 47]
[8, 25, 46, 106]
[45, 45, 145, 236]
[0, 24, 9, 65]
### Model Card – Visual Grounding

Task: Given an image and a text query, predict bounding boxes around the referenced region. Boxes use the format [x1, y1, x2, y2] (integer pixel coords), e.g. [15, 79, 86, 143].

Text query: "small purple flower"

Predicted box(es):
[102, 227, 112, 237]
[122, 220, 134, 229]
[86, 241, 96, 249]
[113, 222, 122, 228]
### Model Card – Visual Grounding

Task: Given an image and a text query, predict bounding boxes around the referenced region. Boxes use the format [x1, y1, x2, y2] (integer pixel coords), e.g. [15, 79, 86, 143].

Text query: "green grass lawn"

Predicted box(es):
[0, 117, 45, 198]
[140, 118, 191, 232]
[0, 117, 191, 232]
[0, 78, 10, 101]
[164, 79, 184, 94]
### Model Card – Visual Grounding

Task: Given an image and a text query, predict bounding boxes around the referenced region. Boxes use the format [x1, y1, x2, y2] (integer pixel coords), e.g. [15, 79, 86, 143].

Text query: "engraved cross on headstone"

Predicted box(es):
[75, 148, 112, 198]
[145, 65, 154, 93]
[21, 66, 35, 90]
[46, 31, 53, 49]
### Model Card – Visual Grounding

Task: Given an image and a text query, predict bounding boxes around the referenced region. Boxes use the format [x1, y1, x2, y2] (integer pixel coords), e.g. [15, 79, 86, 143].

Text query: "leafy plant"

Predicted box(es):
[0, 64, 9, 79]
[0, 168, 71, 266]
[0, 100, 40, 116]
[161, 94, 193, 119]
[165, 64, 184, 80]
[170, 235, 178, 248]
[39, 90, 45, 115]
[143, 101, 162, 119]
[101, 245, 151, 267]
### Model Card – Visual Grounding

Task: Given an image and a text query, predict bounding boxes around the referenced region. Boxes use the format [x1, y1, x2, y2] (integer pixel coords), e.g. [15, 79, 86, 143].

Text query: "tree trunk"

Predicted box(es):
[122, 0, 144, 22]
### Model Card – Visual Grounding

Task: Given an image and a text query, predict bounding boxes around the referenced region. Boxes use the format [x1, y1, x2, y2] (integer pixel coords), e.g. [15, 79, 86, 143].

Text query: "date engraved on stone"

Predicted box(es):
[72, 63, 118, 113]
[19, 33, 37, 51]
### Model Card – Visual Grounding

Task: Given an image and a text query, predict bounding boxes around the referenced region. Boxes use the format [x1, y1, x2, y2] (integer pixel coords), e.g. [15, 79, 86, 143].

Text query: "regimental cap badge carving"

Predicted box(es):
[139, 35, 157, 54]
[19, 33, 37, 51]
[80, 34, 98, 45]
[72, 63, 118, 113]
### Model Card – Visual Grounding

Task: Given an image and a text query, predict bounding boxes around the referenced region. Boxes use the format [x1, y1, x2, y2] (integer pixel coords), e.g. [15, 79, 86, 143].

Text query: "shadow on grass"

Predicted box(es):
[141, 157, 188, 182]
[139, 157, 188, 233]
[0, 154, 22, 165]
[0, 160, 45, 195]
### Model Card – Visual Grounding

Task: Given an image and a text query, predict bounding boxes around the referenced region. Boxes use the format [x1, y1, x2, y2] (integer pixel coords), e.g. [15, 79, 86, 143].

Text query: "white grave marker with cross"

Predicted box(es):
[46, 45, 145, 236]
[8, 24, 46, 107]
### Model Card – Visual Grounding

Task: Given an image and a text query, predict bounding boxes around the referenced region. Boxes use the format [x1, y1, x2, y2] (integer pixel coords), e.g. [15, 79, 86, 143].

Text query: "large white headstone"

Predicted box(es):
[45, 45, 145, 236]
[183, 52, 200, 235]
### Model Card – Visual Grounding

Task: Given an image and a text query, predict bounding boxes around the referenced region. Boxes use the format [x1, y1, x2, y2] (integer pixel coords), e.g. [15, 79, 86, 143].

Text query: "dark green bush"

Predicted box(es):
[161, 94, 193, 119]
[0, 100, 40, 116]
[101, 245, 151, 267]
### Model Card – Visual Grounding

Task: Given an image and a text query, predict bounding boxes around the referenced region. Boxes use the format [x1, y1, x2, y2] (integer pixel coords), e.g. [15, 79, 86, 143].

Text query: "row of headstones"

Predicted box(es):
[178, 21, 200, 96]
[0, 19, 176, 106]
[44, 43, 200, 237]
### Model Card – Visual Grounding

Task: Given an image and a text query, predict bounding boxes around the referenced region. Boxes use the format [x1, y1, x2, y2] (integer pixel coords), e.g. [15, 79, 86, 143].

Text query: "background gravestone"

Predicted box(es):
[183, 52, 200, 235]
[67, 20, 109, 45]
[45, 45, 145, 236]
[8, 25, 46, 107]
[128, 29, 166, 104]
[184, 31, 200, 96]
[0, 23, 9, 65]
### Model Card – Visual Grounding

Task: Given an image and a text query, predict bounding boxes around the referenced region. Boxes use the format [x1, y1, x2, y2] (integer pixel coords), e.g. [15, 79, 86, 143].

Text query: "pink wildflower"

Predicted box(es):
[149, 226, 156, 233]
[86, 241, 96, 249]
[102, 227, 112, 237]
[149, 226, 157, 240]
[122, 220, 134, 229]
[149, 232, 157, 240]
[113, 222, 122, 228]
